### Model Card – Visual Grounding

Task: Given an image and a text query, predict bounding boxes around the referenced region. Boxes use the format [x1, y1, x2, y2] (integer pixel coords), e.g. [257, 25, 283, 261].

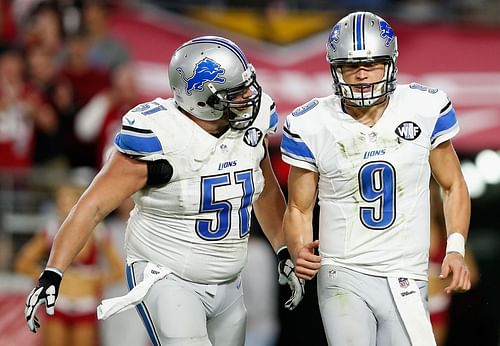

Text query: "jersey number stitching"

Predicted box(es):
[196, 170, 255, 240]
[358, 161, 396, 230]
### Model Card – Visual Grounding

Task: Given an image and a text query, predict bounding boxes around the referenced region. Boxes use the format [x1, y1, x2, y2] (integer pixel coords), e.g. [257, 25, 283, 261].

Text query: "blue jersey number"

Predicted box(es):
[196, 170, 255, 240]
[358, 161, 396, 229]
[132, 101, 166, 115]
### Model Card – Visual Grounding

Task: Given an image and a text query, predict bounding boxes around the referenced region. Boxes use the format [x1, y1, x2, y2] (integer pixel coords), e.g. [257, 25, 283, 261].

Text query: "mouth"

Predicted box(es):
[352, 84, 371, 93]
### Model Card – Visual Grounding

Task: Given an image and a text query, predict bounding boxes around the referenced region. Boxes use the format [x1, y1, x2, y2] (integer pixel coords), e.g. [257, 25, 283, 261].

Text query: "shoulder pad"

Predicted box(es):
[114, 100, 167, 157]
[253, 93, 279, 133]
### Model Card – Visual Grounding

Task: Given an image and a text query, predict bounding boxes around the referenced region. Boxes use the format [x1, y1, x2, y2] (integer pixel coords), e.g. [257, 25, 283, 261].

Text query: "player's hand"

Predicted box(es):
[294, 240, 321, 280]
[440, 252, 471, 294]
[277, 246, 305, 310]
[25, 268, 63, 333]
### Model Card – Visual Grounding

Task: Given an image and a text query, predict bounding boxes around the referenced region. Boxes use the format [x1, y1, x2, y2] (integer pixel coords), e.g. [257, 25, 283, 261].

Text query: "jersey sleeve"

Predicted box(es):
[280, 116, 318, 172]
[257, 93, 279, 135]
[268, 100, 279, 134]
[114, 102, 165, 160]
[430, 97, 459, 149]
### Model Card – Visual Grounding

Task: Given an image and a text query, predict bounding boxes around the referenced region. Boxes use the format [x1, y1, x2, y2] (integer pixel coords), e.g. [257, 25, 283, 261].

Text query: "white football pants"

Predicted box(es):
[127, 261, 247, 346]
[317, 265, 432, 346]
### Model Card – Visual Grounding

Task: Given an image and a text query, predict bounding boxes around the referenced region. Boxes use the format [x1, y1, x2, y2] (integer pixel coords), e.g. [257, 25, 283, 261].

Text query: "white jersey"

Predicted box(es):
[281, 83, 459, 280]
[114, 93, 278, 284]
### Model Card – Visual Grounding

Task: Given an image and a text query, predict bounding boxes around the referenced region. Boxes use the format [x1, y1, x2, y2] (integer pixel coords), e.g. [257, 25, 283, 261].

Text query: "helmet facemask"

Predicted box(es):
[330, 57, 396, 107]
[207, 67, 262, 130]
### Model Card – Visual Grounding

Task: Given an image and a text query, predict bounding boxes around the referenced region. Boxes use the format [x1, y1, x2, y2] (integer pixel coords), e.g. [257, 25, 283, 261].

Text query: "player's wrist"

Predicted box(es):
[276, 246, 290, 261]
[44, 267, 63, 277]
[38, 268, 63, 290]
[446, 232, 465, 257]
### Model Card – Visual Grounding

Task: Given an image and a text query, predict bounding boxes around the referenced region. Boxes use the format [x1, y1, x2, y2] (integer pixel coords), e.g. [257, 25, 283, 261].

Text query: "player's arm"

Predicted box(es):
[24, 150, 147, 333]
[283, 165, 321, 280]
[253, 137, 286, 251]
[429, 140, 471, 293]
[253, 137, 307, 310]
[47, 150, 147, 272]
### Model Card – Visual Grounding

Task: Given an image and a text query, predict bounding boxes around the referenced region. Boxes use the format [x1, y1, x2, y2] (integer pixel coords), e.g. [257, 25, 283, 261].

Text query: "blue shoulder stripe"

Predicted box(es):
[431, 107, 457, 142]
[280, 129, 316, 164]
[114, 133, 163, 155]
[269, 108, 279, 131]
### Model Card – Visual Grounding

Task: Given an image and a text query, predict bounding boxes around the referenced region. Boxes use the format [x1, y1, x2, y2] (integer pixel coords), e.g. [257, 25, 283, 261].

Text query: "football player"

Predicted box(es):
[24, 36, 304, 346]
[281, 12, 471, 346]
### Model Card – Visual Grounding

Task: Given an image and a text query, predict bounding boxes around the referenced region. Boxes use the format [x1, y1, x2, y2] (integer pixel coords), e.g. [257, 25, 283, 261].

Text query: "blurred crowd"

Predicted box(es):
[0, 0, 138, 182]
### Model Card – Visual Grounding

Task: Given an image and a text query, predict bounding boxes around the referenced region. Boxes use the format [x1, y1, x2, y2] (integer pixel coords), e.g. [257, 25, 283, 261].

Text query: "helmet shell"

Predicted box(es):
[326, 12, 398, 107]
[169, 36, 260, 125]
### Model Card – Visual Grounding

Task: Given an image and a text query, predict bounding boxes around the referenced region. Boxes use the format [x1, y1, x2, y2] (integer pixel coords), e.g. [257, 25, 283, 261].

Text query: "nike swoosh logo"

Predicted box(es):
[125, 117, 135, 125]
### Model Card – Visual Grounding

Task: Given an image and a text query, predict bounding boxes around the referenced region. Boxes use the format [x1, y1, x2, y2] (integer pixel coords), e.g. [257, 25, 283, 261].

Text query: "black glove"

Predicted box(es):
[25, 268, 62, 333]
[277, 246, 305, 310]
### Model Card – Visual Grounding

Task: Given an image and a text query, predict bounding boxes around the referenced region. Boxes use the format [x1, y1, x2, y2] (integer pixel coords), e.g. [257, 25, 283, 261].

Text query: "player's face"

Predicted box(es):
[341, 62, 385, 92]
[227, 86, 254, 106]
[225, 86, 259, 130]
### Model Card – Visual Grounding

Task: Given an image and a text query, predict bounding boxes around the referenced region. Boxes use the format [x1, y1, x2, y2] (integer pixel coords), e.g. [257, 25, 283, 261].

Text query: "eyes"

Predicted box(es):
[227, 86, 258, 102]
[342, 62, 385, 73]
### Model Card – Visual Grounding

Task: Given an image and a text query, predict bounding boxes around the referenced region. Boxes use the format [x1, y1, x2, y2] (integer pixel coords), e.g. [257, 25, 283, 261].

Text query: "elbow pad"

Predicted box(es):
[146, 159, 173, 186]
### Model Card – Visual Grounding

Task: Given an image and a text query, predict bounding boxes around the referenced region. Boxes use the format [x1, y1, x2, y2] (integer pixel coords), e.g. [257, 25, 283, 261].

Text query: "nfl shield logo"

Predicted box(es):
[398, 278, 409, 288]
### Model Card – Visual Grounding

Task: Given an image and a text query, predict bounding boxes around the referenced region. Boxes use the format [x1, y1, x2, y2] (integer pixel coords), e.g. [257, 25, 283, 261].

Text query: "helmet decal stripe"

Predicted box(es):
[355, 13, 365, 50]
[361, 13, 365, 49]
[354, 14, 359, 50]
[191, 37, 248, 69]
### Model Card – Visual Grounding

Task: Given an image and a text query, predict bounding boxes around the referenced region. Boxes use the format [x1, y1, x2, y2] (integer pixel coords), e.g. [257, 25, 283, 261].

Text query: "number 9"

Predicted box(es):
[358, 161, 396, 230]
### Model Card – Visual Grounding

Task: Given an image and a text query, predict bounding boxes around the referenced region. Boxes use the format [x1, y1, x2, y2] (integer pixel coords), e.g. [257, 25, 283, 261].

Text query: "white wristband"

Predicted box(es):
[446, 232, 465, 257]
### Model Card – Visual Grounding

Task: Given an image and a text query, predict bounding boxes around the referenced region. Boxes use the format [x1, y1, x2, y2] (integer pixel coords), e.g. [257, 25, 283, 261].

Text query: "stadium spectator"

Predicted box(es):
[58, 32, 111, 167]
[74, 62, 145, 168]
[22, 1, 66, 58]
[0, 0, 17, 43]
[15, 176, 124, 346]
[26, 44, 72, 171]
[0, 45, 55, 170]
[81, 0, 129, 71]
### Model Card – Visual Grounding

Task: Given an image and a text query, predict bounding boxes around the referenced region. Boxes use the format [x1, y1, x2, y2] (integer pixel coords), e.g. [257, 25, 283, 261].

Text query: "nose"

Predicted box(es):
[240, 87, 253, 99]
[355, 67, 369, 80]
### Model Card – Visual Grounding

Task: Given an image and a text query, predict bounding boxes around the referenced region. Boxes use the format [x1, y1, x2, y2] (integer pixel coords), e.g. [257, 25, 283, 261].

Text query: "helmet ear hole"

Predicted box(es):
[197, 102, 206, 107]
[207, 94, 223, 111]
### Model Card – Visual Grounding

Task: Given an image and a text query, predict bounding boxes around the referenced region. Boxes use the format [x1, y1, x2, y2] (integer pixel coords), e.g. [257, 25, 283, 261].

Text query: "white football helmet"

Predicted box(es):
[168, 36, 262, 130]
[326, 12, 398, 107]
